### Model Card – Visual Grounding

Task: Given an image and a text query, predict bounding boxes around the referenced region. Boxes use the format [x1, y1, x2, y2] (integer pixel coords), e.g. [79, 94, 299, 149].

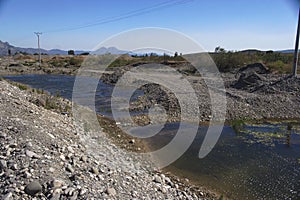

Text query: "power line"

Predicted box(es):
[43, 0, 193, 33]
[293, 8, 300, 77]
[34, 32, 42, 65]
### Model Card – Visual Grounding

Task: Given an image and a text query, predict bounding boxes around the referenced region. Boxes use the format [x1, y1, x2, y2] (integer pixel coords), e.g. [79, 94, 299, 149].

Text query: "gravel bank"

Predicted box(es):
[101, 68, 300, 122]
[0, 79, 217, 199]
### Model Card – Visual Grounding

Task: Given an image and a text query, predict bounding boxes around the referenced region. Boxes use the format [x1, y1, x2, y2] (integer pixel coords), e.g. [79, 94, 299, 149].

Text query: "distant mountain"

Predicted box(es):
[238, 49, 295, 54]
[0, 40, 129, 56]
[277, 49, 294, 54]
[92, 47, 131, 55]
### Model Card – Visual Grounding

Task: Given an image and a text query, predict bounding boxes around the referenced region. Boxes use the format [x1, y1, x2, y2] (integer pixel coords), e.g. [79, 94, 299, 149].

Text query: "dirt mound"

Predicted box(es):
[236, 63, 269, 78]
[233, 71, 266, 90]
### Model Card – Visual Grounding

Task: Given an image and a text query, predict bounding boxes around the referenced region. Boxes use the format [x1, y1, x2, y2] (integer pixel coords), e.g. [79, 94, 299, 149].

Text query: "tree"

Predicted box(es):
[215, 46, 226, 53]
[174, 52, 178, 57]
[80, 52, 90, 55]
[68, 50, 75, 55]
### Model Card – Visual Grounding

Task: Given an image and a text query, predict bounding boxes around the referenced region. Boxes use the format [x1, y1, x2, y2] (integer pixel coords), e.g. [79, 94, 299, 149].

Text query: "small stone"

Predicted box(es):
[160, 174, 166, 183]
[4, 169, 13, 177]
[125, 176, 132, 181]
[2, 192, 13, 200]
[154, 175, 162, 184]
[70, 191, 78, 200]
[0, 132, 6, 138]
[80, 155, 87, 162]
[51, 179, 64, 188]
[0, 159, 7, 170]
[67, 146, 74, 153]
[50, 192, 61, 200]
[11, 163, 18, 170]
[24, 172, 32, 178]
[64, 187, 75, 196]
[59, 154, 66, 161]
[165, 177, 172, 184]
[66, 164, 74, 173]
[91, 167, 99, 175]
[9, 143, 17, 148]
[79, 188, 87, 196]
[129, 139, 135, 144]
[53, 187, 62, 194]
[131, 190, 138, 197]
[106, 187, 117, 196]
[160, 187, 167, 193]
[26, 142, 33, 147]
[49, 167, 55, 173]
[24, 181, 43, 196]
[25, 150, 41, 159]
[66, 153, 73, 159]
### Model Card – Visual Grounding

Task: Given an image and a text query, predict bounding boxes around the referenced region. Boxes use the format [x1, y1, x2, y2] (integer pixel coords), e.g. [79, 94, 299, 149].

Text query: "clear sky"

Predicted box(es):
[0, 0, 299, 52]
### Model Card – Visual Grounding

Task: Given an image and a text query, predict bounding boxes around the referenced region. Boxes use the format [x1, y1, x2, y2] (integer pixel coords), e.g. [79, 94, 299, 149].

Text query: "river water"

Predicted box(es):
[3, 74, 300, 200]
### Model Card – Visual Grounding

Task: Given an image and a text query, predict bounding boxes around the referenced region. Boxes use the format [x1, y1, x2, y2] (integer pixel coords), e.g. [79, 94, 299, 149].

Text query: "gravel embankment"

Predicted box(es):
[102, 68, 300, 123]
[0, 80, 217, 200]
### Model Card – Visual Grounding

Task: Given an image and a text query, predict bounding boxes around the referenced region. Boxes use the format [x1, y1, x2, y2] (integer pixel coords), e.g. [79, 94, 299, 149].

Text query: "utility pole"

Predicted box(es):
[293, 8, 300, 77]
[34, 32, 42, 66]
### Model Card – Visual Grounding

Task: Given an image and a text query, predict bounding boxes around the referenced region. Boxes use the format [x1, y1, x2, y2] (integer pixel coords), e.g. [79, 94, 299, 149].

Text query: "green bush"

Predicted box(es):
[69, 57, 82, 66]
[17, 84, 28, 90]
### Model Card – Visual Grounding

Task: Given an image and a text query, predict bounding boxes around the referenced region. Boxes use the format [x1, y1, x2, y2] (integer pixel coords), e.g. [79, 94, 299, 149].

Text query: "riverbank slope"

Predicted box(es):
[0, 79, 217, 199]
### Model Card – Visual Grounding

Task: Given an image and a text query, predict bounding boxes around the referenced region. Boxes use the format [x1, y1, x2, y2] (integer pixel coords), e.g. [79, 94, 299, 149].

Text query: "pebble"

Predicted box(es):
[79, 188, 87, 196]
[154, 174, 163, 184]
[59, 154, 66, 161]
[50, 193, 61, 200]
[129, 139, 135, 144]
[51, 179, 64, 188]
[0, 133, 7, 139]
[25, 150, 40, 159]
[106, 187, 117, 196]
[0, 159, 7, 170]
[24, 181, 42, 196]
[67, 146, 74, 153]
[80, 155, 87, 162]
[91, 167, 99, 175]
[49, 167, 55, 173]
[24, 172, 32, 178]
[2, 192, 13, 200]
[66, 164, 74, 173]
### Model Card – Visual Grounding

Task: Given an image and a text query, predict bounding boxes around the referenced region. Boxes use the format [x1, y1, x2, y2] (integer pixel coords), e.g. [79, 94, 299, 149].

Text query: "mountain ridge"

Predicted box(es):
[0, 40, 129, 56]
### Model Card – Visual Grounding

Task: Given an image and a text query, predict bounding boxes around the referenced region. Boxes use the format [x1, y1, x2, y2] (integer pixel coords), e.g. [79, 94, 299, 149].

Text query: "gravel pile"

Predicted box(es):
[254, 76, 300, 95]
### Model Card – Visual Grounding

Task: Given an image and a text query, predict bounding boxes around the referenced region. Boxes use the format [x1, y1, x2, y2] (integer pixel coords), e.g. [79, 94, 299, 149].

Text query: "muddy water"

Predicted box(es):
[4, 74, 300, 199]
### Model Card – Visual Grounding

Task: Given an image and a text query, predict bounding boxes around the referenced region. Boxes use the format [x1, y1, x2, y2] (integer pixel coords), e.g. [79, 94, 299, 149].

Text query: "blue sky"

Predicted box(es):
[0, 0, 299, 51]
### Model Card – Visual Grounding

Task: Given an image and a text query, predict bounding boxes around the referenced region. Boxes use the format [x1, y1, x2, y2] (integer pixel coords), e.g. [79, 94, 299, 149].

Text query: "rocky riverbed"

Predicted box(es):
[0, 79, 217, 200]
